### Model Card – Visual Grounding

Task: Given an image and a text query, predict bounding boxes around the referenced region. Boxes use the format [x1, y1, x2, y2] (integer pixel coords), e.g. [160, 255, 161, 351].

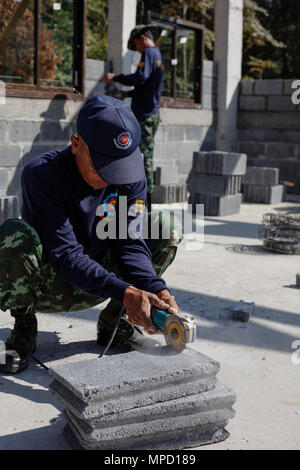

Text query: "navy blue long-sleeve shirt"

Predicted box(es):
[113, 47, 164, 121]
[21, 146, 167, 304]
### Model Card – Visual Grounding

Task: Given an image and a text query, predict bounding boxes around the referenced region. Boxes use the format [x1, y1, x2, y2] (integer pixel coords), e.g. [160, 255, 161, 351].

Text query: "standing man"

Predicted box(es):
[103, 25, 164, 211]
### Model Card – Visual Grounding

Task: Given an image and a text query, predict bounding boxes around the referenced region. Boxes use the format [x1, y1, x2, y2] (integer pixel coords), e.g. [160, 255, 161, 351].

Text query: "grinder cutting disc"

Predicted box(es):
[165, 315, 187, 352]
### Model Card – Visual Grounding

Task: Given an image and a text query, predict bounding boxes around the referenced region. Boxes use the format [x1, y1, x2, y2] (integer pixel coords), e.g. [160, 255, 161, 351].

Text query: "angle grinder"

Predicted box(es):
[151, 307, 197, 352]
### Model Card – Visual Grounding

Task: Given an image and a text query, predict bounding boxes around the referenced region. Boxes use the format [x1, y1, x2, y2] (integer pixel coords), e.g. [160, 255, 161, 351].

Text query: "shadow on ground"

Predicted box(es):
[204, 218, 260, 240]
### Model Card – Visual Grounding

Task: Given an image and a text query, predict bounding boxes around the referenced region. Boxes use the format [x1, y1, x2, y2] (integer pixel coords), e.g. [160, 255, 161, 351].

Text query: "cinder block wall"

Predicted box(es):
[0, 97, 81, 201]
[238, 79, 300, 183]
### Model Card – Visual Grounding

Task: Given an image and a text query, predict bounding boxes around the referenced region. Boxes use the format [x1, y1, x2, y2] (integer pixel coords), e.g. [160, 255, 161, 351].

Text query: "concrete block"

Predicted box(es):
[40, 121, 70, 142]
[61, 381, 234, 428]
[49, 348, 219, 413]
[265, 143, 297, 159]
[189, 193, 242, 217]
[186, 126, 203, 141]
[240, 80, 254, 96]
[63, 382, 235, 450]
[155, 165, 178, 185]
[0, 145, 21, 166]
[193, 151, 247, 176]
[242, 184, 284, 204]
[50, 368, 218, 424]
[7, 166, 23, 197]
[85, 80, 106, 98]
[189, 174, 242, 196]
[239, 96, 266, 111]
[165, 126, 186, 142]
[0, 122, 6, 142]
[239, 142, 266, 157]
[238, 111, 300, 131]
[203, 60, 217, 78]
[200, 142, 215, 152]
[201, 127, 215, 145]
[254, 79, 283, 96]
[159, 141, 199, 162]
[281, 130, 300, 144]
[251, 129, 281, 142]
[9, 121, 41, 143]
[65, 419, 230, 451]
[238, 129, 252, 142]
[243, 167, 279, 186]
[246, 158, 280, 169]
[0, 170, 10, 189]
[203, 77, 217, 95]
[154, 125, 165, 142]
[85, 59, 110, 80]
[0, 196, 20, 223]
[268, 96, 297, 112]
[151, 184, 187, 203]
[203, 94, 217, 110]
[232, 300, 255, 322]
[279, 160, 300, 189]
[283, 79, 300, 96]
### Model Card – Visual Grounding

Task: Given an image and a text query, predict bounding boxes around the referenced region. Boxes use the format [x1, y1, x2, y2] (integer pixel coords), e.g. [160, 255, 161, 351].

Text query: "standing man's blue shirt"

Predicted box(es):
[113, 47, 164, 121]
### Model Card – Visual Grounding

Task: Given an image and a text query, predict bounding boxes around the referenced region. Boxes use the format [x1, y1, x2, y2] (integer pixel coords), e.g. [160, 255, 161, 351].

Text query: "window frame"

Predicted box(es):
[147, 10, 205, 109]
[3, 0, 86, 100]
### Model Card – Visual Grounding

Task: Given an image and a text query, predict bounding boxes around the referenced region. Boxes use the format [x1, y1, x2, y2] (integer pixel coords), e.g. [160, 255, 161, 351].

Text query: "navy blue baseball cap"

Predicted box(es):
[76, 95, 145, 185]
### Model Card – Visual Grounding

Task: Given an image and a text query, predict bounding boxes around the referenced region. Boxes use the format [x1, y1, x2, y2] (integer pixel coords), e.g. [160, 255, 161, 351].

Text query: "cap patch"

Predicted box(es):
[114, 131, 132, 150]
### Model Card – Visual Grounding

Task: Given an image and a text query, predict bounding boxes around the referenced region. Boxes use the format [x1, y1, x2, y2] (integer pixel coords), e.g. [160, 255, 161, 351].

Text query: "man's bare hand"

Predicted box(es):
[123, 286, 171, 335]
[156, 289, 179, 315]
[102, 73, 115, 83]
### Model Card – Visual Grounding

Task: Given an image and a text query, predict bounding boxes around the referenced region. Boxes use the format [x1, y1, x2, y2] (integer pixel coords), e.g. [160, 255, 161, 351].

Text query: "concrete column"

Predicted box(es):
[214, 0, 243, 152]
[107, 0, 137, 76]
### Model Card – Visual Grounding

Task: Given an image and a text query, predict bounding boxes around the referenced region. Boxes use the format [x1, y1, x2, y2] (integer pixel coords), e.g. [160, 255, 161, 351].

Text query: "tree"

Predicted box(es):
[255, 0, 300, 78]
[243, 0, 285, 78]
[137, 0, 285, 78]
[0, 0, 64, 86]
[86, 0, 108, 60]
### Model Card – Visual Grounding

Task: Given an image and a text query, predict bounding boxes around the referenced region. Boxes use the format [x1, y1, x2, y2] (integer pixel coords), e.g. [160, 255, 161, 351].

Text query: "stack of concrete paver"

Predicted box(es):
[242, 167, 284, 204]
[49, 348, 236, 450]
[0, 196, 19, 224]
[152, 164, 187, 203]
[188, 151, 247, 216]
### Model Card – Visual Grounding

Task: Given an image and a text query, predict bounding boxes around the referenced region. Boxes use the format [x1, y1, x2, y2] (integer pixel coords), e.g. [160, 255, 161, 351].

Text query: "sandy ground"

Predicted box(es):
[0, 201, 300, 450]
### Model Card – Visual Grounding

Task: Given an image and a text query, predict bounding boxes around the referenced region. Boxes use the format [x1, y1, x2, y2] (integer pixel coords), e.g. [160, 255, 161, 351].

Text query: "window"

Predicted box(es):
[0, 0, 86, 98]
[147, 11, 204, 108]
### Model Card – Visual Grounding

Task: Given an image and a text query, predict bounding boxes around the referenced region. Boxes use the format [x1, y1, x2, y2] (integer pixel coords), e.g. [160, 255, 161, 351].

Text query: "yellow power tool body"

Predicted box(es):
[151, 307, 197, 352]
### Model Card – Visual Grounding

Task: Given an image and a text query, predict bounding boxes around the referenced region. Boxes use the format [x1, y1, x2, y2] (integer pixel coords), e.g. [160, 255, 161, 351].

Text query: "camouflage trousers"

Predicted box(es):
[0, 213, 182, 317]
[139, 113, 160, 195]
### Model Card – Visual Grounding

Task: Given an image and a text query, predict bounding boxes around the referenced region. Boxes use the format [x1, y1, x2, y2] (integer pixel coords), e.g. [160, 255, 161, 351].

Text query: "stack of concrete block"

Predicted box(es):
[49, 348, 236, 450]
[189, 151, 247, 216]
[0, 196, 19, 224]
[242, 167, 284, 204]
[152, 164, 187, 203]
